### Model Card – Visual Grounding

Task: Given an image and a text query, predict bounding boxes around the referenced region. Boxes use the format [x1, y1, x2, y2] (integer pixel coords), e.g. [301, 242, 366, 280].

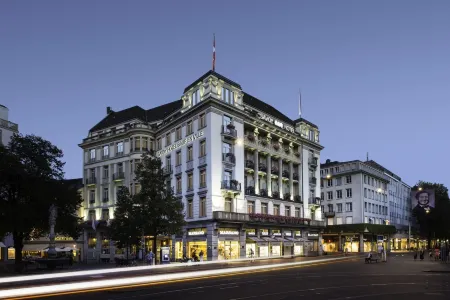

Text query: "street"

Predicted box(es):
[29, 254, 450, 300]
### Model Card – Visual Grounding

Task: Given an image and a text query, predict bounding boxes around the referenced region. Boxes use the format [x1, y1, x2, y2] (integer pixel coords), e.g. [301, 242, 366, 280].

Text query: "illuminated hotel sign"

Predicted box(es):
[156, 130, 204, 157]
[219, 230, 239, 236]
[257, 113, 295, 134]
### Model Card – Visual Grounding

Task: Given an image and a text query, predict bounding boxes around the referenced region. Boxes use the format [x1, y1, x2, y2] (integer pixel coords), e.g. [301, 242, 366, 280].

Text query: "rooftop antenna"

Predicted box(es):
[298, 89, 302, 118]
[366, 152, 369, 161]
[212, 33, 216, 72]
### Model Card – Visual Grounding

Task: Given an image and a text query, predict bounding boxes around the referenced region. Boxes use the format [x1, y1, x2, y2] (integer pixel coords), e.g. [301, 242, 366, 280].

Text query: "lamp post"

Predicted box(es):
[47, 204, 58, 258]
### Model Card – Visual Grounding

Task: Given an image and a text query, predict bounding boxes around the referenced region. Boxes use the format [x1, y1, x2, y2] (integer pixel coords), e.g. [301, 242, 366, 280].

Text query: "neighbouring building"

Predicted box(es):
[78, 70, 325, 263]
[0, 104, 19, 261]
[364, 160, 413, 251]
[320, 159, 396, 253]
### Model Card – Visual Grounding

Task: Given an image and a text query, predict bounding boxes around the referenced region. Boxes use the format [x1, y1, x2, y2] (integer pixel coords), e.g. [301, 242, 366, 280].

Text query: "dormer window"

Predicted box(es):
[192, 89, 200, 106]
[309, 129, 315, 141]
[221, 87, 234, 105]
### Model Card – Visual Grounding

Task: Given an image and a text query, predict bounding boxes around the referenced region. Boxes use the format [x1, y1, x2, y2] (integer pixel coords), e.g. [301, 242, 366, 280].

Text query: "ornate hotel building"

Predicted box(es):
[79, 70, 325, 263]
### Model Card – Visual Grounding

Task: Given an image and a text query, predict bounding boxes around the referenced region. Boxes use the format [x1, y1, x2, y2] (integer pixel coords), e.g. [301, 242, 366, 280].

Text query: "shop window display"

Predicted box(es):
[218, 241, 239, 260]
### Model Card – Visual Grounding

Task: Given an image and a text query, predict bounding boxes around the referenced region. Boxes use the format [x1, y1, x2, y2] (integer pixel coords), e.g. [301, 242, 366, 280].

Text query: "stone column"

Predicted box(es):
[267, 155, 272, 196]
[254, 150, 259, 194]
[359, 233, 364, 253]
[289, 162, 294, 200]
[278, 159, 283, 198]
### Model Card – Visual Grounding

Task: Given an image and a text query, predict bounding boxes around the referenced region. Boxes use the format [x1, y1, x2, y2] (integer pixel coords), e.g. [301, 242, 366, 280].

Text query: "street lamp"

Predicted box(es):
[418, 187, 423, 191]
[326, 174, 331, 179]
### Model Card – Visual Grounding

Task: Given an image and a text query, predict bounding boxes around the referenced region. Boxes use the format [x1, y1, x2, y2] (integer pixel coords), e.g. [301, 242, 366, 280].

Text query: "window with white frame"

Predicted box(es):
[337, 203, 343, 213]
[166, 133, 171, 145]
[346, 175, 352, 184]
[187, 199, 193, 218]
[327, 179, 333, 187]
[199, 169, 206, 188]
[273, 205, 280, 216]
[199, 114, 206, 128]
[261, 203, 268, 214]
[285, 206, 291, 217]
[345, 202, 353, 212]
[192, 89, 200, 106]
[116, 142, 123, 155]
[295, 207, 301, 218]
[199, 197, 206, 217]
[187, 121, 193, 135]
[336, 190, 343, 199]
[176, 176, 182, 194]
[345, 216, 353, 224]
[89, 190, 95, 203]
[327, 191, 333, 200]
[247, 201, 255, 214]
[187, 146, 193, 161]
[176, 151, 181, 166]
[200, 140, 206, 156]
[103, 145, 109, 158]
[346, 188, 352, 198]
[221, 87, 234, 104]
[176, 127, 182, 140]
[90, 149, 96, 160]
[336, 177, 342, 186]
[187, 173, 193, 190]
[225, 197, 232, 212]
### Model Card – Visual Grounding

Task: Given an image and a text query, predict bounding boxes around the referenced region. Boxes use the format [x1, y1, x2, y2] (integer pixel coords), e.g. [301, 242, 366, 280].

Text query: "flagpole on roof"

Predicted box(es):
[212, 34, 216, 72]
[298, 88, 302, 118]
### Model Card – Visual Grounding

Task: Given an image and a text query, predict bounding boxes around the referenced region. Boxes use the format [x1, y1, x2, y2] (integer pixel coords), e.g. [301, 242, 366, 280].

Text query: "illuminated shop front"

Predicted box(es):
[390, 237, 409, 251]
[186, 228, 207, 261]
[174, 238, 183, 260]
[258, 229, 270, 257]
[322, 235, 339, 253]
[245, 229, 257, 257]
[218, 228, 240, 260]
[343, 235, 359, 252]
[282, 230, 294, 256]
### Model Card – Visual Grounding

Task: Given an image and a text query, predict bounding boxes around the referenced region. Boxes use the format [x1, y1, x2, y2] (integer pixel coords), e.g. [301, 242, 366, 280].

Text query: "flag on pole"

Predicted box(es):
[298, 89, 302, 118]
[212, 34, 216, 71]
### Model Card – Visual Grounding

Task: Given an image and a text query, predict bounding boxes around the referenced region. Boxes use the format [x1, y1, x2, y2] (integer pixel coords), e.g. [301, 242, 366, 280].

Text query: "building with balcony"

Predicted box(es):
[320, 159, 396, 253]
[364, 160, 413, 251]
[0, 104, 19, 261]
[79, 70, 325, 262]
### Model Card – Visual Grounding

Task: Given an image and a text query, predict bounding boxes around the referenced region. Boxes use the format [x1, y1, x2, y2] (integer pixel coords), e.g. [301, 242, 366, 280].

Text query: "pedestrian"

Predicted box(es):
[68, 250, 74, 267]
[249, 248, 254, 262]
[148, 250, 154, 265]
[199, 250, 204, 262]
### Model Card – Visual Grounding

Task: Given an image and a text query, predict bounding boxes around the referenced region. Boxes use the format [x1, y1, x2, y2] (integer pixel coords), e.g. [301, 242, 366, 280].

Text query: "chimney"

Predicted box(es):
[107, 107, 113, 115]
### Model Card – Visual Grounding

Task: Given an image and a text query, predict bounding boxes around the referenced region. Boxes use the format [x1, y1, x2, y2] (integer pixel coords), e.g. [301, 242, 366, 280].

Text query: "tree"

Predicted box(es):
[412, 181, 450, 248]
[134, 151, 185, 256]
[0, 134, 82, 269]
[109, 186, 141, 259]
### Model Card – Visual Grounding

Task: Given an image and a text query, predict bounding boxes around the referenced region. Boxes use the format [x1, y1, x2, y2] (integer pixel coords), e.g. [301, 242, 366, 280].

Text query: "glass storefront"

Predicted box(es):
[391, 238, 408, 251]
[294, 244, 303, 255]
[188, 241, 207, 261]
[246, 243, 256, 258]
[271, 244, 281, 256]
[218, 240, 239, 260]
[174, 241, 183, 260]
[258, 245, 269, 257]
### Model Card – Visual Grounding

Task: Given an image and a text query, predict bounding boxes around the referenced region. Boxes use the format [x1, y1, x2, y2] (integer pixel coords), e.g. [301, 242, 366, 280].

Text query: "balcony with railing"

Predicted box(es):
[245, 185, 255, 195]
[245, 160, 255, 170]
[221, 125, 237, 139]
[85, 177, 97, 186]
[213, 211, 250, 222]
[283, 192, 291, 201]
[222, 153, 236, 165]
[272, 190, 280, 199]
[221, 180, 241, 194]
[308, 197, 321, 207]
[0, 118, 19, 132]
[294, 195, 302, 203]
[324, 211, 335, 217]
[258, 163, 267, 173]
[163, 165, 173, 176]
[113, 172, 125, 181]
[244, 135, 301, 162]
[309, 157, 318, 168]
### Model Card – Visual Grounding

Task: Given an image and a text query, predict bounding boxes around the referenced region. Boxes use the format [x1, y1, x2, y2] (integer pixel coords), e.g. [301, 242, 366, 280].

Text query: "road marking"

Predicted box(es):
[220, 286, 239, 290]
[371, 284, 387, 286]
[90, 275, 105, 278]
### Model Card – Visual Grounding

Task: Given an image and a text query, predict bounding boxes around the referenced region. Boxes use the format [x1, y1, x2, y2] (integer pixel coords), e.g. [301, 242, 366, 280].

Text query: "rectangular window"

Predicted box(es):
[327, 191, 333, 200]
[176, 151, 182, 166]
[200, 140, 206, 156]
[225, 198, 232, 212]
[221, 87, 234, 104]
[345, 202, 353, 212]
[90, 149, 96, 160]
[166, 133, 171, 145]
[187, 200, 193, 218]
[176, 127, 182, 140]
[102, 146, 109, 158]
[346, 175, 352, 184]
[187, 146, 193, 161]
[200, 169, 206, 188]
[335, 177, 342, 186]
[157, 138, 161, 150]
[285, 206, 291, 217]
[364, 188, 367, 198]
[320, 192, 324, 200]
[223, 115, 232, 127]
[295, 207, 301, 218]
[101, 209, 109, 220]
[261, 203, 268, 214]
[187, 121, 193, 135]
[134, 137, 141, 151]
[116, 142, 124, 155]
[273, 205, 280, 216]
[89, 210, 96, 221]
[103, 166, 109, 180]
[142, 138, 148, 151]
[192, 89, 200, 106]
[199, 114, 206, 128]
[346, 188, 352, 198]
[327, 179, 333, 187]
[337, 203, 343, 213]
[346, 216, 353, 224]
[336, 190, 342, 199]
[176, 177, 182, 194]
[187, 173, 193, 190]
[248, 201, 255, 214]
[103, 188, 109, 202]
[117, 162, 123, 174]
[199, 197, 206, 217]
[328, 204, 333, 212]
[89, 190, 95, 203]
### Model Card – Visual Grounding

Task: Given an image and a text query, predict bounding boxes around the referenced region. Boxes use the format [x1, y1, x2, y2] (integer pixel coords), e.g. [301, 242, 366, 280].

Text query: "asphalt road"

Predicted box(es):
[29, 254, 450, 300]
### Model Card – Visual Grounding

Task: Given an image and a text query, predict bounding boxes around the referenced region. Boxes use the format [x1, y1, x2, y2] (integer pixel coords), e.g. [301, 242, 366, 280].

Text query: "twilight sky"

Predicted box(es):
[1, 0, 449, 188]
